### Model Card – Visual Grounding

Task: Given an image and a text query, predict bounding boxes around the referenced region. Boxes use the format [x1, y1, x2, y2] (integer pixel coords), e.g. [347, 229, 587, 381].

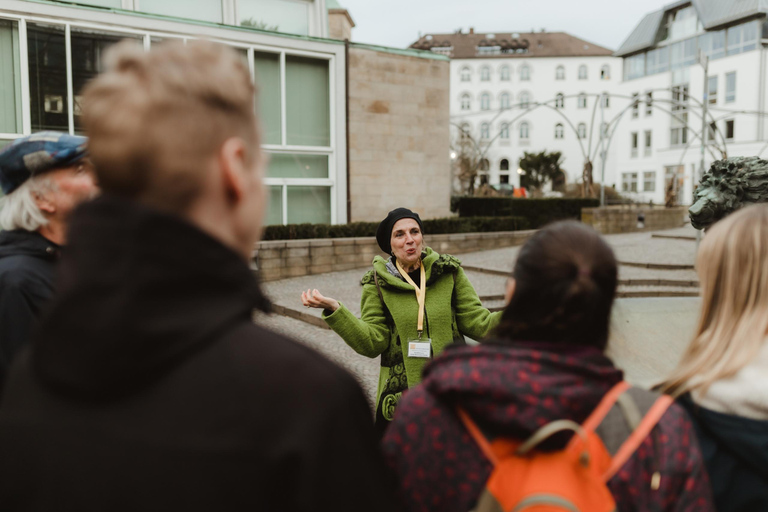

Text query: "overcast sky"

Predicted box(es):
[339, 0, 673, 52]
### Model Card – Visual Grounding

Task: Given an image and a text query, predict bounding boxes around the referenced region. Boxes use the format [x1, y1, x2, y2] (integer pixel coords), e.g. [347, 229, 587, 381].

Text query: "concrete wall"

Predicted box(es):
[582, 205, 688, 234]
[256, 230, 535, 281]
[347, 46, 451, 222]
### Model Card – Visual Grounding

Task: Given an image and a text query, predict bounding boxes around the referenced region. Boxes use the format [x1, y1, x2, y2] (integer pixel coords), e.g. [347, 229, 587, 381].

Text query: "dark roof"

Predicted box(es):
[409, 31, 614, 59]
[615, 0, 768, 57]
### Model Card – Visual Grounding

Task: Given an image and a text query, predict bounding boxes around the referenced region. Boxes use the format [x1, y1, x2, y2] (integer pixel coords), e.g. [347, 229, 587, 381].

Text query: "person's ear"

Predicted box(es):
[33, 189, 56, 215]
[218, 137, 248, 207]
[504, 277, 516, 305]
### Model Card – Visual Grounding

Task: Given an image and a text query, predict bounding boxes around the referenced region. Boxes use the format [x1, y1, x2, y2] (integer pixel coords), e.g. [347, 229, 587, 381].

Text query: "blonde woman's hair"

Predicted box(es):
[81, 39, 259, 215]
[660, 204, 768, 398]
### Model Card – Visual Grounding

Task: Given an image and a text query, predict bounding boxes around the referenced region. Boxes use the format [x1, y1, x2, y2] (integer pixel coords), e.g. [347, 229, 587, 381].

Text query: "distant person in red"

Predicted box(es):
[383, 221, 714, 512]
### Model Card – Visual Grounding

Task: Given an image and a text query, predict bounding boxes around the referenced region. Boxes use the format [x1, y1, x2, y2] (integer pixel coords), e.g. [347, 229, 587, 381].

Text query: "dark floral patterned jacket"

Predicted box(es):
[382, 342, 715, 512]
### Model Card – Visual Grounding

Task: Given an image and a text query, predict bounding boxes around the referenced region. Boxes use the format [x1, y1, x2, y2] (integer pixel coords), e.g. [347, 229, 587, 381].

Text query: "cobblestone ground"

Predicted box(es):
[256, 224, 703, 407]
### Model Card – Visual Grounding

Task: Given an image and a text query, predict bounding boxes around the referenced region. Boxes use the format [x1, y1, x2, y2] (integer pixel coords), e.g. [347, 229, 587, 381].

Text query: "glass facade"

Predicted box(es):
[136, 0, 223, 23]
[28, 23, 68, 133]
[238, 0, 310, 36]
[0, 20, 22, 135]
[0, 5, 339, 226]
[623, 20, 761, 81]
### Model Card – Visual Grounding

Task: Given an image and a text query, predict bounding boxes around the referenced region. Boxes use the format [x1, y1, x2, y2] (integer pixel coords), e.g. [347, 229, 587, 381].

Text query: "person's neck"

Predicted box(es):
[37, 218, 66, 246]
[401, 260, 421, 273]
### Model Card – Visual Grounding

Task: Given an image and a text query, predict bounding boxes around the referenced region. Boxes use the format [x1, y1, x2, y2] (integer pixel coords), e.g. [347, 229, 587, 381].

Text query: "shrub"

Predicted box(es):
[262, 216, 530, 241]
[452, 197, 599, 228]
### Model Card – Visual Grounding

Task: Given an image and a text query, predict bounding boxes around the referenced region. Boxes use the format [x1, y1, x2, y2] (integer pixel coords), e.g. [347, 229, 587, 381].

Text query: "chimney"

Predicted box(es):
[469, 27, 474, 34]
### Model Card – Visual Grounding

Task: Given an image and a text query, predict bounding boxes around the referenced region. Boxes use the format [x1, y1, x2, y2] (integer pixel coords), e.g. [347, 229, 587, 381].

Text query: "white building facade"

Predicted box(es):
[0, 0, 348, 226]
[412, 30, 621, 190]
[613, 0, 768, 205]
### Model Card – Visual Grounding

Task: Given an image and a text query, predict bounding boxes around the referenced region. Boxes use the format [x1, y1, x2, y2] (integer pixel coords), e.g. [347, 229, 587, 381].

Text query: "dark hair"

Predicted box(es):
[497, 220, 618, 350]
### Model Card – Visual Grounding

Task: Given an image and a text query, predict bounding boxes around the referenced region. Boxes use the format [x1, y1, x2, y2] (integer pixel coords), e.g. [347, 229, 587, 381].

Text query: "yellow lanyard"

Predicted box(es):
[396, 259, 427, 337]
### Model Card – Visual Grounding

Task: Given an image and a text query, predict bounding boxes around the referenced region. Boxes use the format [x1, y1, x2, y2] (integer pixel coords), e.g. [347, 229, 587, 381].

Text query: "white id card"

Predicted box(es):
[407, 339, 432, 359]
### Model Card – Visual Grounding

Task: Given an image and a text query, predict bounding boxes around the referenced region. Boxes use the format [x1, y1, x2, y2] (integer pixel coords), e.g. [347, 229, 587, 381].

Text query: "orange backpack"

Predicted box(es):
[458, 381, 673, 512]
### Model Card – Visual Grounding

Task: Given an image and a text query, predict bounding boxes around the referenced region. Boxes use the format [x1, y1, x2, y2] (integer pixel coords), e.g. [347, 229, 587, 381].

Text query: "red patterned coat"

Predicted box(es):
[382, 342, 715, 512]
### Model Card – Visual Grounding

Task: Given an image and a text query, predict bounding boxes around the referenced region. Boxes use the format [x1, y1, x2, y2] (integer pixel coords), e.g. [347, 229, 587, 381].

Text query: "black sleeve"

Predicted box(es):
[0, 281, 39, 384]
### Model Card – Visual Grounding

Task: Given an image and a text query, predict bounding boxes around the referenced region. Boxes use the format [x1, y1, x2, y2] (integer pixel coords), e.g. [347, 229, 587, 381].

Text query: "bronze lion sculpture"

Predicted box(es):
[689, 157, 768, 230]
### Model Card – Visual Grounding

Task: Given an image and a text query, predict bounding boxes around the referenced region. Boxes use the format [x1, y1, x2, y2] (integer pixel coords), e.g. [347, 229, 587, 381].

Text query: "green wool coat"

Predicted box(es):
[323, 247, 501, 424]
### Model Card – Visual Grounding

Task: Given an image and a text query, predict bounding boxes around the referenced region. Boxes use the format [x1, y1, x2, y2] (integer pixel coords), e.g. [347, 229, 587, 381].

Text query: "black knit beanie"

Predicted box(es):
[376, 207, 424, 254]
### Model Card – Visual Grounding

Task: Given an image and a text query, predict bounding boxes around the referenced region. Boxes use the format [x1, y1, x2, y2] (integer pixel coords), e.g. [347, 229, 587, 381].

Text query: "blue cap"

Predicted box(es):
[0, 132, 88, 195]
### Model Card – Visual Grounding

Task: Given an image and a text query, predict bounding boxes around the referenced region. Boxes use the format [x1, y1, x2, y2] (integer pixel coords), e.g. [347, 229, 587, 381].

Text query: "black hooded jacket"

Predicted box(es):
[679, 395, 768, 512]
[0, 229, 59, 386]
[0, 195, 395, 511]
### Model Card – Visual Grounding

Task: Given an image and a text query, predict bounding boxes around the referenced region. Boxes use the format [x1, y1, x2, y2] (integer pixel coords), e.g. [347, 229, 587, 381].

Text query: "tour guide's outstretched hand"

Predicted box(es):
[301, 289, 340, 313]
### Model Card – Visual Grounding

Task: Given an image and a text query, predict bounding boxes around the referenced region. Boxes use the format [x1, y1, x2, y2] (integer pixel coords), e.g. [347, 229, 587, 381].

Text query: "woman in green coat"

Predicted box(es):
[302, 208, 501, 430]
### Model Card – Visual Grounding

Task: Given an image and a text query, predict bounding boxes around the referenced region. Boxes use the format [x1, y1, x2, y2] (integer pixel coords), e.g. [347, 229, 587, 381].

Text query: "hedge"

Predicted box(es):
[262, 216, 530, 241]
[452, 197, 600, 228]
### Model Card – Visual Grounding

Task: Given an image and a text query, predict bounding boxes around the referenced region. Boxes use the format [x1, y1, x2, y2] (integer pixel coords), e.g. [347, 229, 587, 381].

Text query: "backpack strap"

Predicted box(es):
[602, 393, 673, 481]
[456, 407, 500, 466]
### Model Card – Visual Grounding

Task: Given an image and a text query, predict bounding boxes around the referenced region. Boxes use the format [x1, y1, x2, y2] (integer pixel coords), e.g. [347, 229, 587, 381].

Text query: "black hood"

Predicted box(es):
[0, 229, 59, 260]
[31, 195, 270, 400]
[681, 395, 768, 481]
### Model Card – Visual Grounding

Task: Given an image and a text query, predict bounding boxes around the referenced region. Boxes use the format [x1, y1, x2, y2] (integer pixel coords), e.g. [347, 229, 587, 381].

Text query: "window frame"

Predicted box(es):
[555, 65, 565, 80]
[520, 64, 530, 81]
[0, 9, 344, 226]
[725, 71, 736, 103]
[578, 64, 587, 80]
[554, 123, 564, 139]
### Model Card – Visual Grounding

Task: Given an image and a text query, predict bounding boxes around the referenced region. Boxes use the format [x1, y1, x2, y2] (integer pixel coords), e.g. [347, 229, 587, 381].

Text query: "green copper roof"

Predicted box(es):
[326, 0, 344, 9]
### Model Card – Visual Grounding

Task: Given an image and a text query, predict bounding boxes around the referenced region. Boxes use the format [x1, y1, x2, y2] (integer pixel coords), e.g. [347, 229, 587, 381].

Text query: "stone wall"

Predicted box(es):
[347, 45, 451, 222]
[256, 230, 535, 281]
[581, 206, 688, 234]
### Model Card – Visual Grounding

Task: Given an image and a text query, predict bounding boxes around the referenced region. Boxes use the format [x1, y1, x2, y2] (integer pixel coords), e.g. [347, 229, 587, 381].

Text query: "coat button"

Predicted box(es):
[46, 247, 55, 254]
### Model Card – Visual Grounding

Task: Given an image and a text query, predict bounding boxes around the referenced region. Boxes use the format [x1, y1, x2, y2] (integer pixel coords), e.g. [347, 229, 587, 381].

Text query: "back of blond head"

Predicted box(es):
[81, 39, 258, 213]
[661, 204, 768, 398]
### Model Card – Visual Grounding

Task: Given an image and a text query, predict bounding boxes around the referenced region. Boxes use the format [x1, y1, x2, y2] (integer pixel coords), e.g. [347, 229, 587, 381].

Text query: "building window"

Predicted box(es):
[500, 158, 510, 170]
[555, 93, 564, 109]
[0, 20, 23, 135]
[643, 171, 656, 192]
[725, 119, 735, 140]
[631, 132, 638, 157]
[621, 172, 638, 192]
[631, 93, 639, 118]
[578, 93, 587, 109]
[601, 92, 610, 108]
[708, 122, 717, 142]
[481, 122, 490, 140]
[500, 92, 510, 109]
[500, 123, 510, 139]
[460, 93, 471, 111]
[578, 65, 587, 80]
[577, 123, 587, 139]
[600, 64, 611, 80]
[644, 130, 652, 156]
[238, 0, 311, 35]
[519, 91, 530, 109]
[28, 23, 70, 133]
[708, 75, 718, 104]
[645, 91, 653, 116]
[285, 55, 331, 146]
[554, 123, 564, 139]
[727, 21, 760, 56]
[725, 72, 736, 102]
[556, 65, 565, 80]
[624, 53, 645, 80]
[520, 64, 530, 81]
[460, 66, 471, 82]
[140, 0, 224, 24]
[520, 121, 530, 139]
[670, 126, 688, 146]
[460, 122, 471, 140]
[500, 65, 510, 81]
[480, 93, 490, 111]
[480, 66, 491, 81]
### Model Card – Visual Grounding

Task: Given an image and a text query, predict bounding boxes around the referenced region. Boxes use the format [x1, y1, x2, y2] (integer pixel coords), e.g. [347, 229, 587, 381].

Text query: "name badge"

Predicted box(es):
[407, 339, 432, 359]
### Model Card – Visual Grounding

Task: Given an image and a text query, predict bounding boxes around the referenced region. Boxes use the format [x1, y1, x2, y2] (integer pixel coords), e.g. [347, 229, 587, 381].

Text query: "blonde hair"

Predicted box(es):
[81, 39, 259, 214]
[0, 175, 56, 231]
[660, 204, 768, 398]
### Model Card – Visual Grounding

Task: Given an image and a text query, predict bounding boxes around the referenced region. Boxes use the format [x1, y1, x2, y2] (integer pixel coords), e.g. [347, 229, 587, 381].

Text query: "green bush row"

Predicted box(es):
[262, 216, 530, 241]
[451, 197, 599, 228]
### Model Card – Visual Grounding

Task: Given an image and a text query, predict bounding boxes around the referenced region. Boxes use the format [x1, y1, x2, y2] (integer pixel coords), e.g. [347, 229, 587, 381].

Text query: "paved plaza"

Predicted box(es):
[256, 224, 702, 408]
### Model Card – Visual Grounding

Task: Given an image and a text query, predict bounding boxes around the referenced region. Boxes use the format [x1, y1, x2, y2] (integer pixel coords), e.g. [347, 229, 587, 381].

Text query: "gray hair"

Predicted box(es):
[0, 176, 55, 232]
